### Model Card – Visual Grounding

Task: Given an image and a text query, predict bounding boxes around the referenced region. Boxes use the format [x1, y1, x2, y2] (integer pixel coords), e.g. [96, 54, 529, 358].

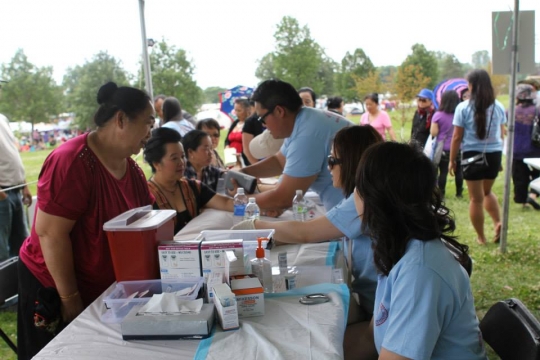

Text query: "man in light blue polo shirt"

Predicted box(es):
[240, 80, 352, 211]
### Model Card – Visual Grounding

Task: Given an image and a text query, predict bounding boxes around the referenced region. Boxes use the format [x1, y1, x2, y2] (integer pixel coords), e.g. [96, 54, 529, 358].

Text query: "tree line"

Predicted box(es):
[0, 15, 525, 131]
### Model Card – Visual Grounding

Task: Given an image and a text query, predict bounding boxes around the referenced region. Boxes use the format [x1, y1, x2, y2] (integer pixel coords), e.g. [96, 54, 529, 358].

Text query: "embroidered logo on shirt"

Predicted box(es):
[375, 303, 389, 326]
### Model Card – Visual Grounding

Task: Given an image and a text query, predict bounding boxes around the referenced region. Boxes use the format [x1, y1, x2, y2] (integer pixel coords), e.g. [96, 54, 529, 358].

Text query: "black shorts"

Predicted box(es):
[461, 151, 502, 181]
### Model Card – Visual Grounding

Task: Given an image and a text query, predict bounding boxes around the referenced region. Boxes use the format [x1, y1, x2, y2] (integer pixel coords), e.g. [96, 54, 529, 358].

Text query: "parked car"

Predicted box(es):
[343, 103, 365, 116]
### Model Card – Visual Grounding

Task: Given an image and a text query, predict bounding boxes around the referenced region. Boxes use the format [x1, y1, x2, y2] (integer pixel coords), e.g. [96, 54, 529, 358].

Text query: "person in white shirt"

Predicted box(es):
[160, 97, 195, 137]
[0, 113, 32, 261]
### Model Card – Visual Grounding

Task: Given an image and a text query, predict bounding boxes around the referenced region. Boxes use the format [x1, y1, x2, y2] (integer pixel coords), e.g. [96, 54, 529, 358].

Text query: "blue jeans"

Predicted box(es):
[0, 189, 29, 261]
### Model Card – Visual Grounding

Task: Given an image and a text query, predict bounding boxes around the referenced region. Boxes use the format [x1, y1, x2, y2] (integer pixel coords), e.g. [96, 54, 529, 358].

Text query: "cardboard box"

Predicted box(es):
[230, 275, 265, 318]
[200, 239, 245, 281]
[121, 303, 215, 340]
[158, 241, 201, 280]
[212, 283, 239, 331]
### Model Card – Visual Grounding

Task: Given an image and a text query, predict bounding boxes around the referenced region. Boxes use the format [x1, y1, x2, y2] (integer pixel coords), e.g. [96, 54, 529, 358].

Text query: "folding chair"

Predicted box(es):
[480, 298, 540, 360]
[0, 256, 18, 354]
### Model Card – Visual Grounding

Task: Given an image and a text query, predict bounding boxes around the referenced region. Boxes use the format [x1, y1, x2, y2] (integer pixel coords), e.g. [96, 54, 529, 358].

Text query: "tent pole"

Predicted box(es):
[500, 0, 519, 253]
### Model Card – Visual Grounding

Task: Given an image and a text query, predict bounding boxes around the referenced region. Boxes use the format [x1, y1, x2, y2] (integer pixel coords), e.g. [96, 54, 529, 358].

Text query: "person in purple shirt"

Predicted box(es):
[430, 90, 463, 199]
[511, 84, 540, 210]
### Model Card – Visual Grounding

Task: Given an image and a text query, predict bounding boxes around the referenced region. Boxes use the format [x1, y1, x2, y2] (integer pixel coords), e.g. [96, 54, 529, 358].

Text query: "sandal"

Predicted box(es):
[493, 223, 502, 243]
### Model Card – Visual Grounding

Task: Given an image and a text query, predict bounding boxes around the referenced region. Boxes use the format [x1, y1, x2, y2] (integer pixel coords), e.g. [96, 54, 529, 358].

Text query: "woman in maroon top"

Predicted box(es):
[17, 82, 155, 359]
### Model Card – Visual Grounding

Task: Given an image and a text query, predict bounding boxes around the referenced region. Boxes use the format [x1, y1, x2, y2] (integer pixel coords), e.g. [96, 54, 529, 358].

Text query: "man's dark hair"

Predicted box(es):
[162, 97, 182, 123]
[251, 80, 303, 112]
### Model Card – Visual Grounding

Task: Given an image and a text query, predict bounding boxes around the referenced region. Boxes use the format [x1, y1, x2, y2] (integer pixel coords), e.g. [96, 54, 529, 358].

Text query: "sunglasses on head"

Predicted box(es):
[327, 155, 342, 169]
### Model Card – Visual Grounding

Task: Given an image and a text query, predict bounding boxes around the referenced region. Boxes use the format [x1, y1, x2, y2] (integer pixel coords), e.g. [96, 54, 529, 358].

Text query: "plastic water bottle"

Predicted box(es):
[292, 190, 308, 222]
[233, 188, 248, 225]
[244, 198, 260, 220]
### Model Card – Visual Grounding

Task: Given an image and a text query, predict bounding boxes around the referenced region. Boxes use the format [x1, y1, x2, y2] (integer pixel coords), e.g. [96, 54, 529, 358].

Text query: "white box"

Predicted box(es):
[212, 283, 239, 331]
[158, 241, 201, 280]
[230, 275, 265, 318]
[200, 239, 244, 283]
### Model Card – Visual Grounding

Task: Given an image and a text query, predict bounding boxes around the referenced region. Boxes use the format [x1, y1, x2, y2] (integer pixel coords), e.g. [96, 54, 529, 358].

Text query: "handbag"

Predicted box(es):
[462, 152, 489, 177]
[461, 108, 493, 177]
[432, 131, 449, 166]
[532, 107, 540, 148]
[423, 135, 434, 158]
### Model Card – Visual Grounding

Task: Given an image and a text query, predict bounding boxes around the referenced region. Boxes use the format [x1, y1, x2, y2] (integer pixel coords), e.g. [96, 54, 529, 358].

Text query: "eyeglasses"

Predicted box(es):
[417, 98, 429, 103]
[327, 155, 342, 169]
[257, 106, 275, 124]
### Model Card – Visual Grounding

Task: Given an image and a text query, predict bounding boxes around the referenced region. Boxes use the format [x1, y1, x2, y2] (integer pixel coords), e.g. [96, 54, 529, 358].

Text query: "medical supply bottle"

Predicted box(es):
[250, 237, 273, 293]
[233, 187, 248, 225]
[244, 197, 260, 221]
[292, 190, 308, 222]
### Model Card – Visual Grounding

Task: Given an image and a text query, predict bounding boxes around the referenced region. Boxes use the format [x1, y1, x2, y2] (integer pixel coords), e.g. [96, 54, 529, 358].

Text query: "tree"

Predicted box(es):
[472, 50, 490, 69]
[203, 86, 227, 104]
[318, 56, 338, 96]
[255, 16, 334, 96]
[439, 54, 465, 80]
[0, 49, 62, 133]
[63, 51, 130, 129]
[353, 70, 381, 100]
[487, 61, 509, 95]
[336, 48, 375, 102]
[254, 53, 277, 81]
[401, 44, 438, 88]
[394, 64, 431, 139]
[141, 39, 202, 115]
[378, 65, 397, 96]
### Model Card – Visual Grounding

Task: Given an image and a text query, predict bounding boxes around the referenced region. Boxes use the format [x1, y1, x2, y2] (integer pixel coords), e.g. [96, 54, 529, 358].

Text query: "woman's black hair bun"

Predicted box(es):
[97, 81, 118, 105]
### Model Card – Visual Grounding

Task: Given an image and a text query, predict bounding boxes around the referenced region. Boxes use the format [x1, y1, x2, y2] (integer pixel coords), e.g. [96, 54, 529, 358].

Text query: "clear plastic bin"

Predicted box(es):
[101, 277, 203, 323]
[197, 229, 274, 247]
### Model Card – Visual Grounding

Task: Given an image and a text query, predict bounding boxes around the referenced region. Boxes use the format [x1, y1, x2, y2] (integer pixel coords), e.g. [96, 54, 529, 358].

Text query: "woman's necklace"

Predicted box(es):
[152, 178, 179, 195]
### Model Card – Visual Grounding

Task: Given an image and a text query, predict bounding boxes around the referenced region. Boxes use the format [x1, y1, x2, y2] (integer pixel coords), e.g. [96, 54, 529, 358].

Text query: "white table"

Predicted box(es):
[35, 195, 349, 359]
[524, 158, 540, 193]
[34, 283, 348, 360]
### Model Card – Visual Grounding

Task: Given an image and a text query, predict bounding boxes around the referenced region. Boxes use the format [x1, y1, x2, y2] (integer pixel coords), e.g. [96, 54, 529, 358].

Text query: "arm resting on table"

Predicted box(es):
[255, 216, 343, 244]
[205, 194, 234, 212]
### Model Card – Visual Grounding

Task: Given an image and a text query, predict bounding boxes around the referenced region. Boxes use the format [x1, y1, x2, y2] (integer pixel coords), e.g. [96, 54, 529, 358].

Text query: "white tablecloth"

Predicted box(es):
[524, 158, 540, 193]
[35, 192, 348, 359]
[523, 158, 540, 170]
[35, 282, 348, 360]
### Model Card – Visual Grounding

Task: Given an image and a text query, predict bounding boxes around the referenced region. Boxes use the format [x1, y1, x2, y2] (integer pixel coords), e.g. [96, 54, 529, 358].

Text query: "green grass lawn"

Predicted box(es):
[2, 107, 537, 359]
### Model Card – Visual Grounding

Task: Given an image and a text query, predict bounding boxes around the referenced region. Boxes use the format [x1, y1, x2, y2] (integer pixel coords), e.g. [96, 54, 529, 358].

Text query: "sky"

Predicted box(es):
[1, 0, 539, 90]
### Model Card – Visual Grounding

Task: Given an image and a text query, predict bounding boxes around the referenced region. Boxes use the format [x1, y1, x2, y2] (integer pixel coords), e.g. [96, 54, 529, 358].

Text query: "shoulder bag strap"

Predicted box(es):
[481, 105, 495, 154]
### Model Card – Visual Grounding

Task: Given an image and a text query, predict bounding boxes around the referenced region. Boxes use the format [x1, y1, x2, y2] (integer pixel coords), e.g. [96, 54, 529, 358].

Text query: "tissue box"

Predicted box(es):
[121, 303, 215, 340]
[158, 241, 202, 280]
[230, 275, 265, 318]
[212, 283, 239, 331]
[102, 278, 203, 323]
